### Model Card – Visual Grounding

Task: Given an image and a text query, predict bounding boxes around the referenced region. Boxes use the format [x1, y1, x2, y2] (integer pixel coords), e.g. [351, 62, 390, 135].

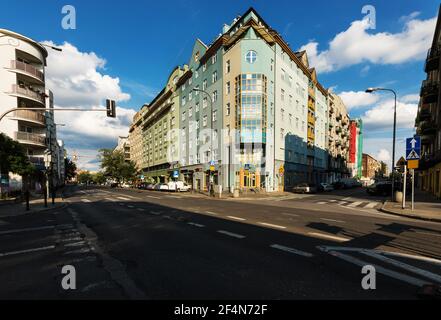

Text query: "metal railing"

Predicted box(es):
[10, 60, 44, 81]
[11, 84, 45, 104]
[11, 109, 46, 124]
[14, 131, 46, 145]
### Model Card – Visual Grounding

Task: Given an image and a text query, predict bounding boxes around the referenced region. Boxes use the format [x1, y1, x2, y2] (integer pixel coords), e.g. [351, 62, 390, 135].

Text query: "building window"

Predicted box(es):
[281, 109, 285, 121]
[280, 128, 285, 140]
[195, 102, 200, 112]
[203, 63, 207, 72]
[270, 59, 274, 71]
[203, 115, 208, 127]
[245, 50, 257, 64]
[212, 71, 218, 83]
[212, 90, 218, 103]
[189, 91, 192, 101]
[195, 85, 200, 95]
[226, 81, 231, 94]
[182, 111, 186, 121]
[281, 89, 285, 101]
[212, 53, 217, 64]
[226, 60, 231, 73]
[212, 110, 217, 122]
[203, 79, 207, 90]
[226, 103, 231, 116]
[182, 96, 186, 106]
[195, 70, 199, 78]
[203, 97, 208, 109]
[189, 107, 193, 118]
[281, 69, 285, 81]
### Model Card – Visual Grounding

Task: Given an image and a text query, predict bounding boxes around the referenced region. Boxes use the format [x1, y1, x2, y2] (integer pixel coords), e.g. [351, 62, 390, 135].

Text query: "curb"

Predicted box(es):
[379, 201, 441, 224]
[0, 196, 67, 218]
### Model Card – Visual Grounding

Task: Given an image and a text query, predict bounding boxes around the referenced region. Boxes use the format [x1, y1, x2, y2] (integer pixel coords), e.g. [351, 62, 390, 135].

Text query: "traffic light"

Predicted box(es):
[106, 99, 116, 118]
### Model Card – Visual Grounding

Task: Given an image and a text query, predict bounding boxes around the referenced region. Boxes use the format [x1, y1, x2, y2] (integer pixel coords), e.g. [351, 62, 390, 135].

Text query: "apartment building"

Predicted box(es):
[140, 66, 185, 183]
[362, 153, 380, 179]
[132, 8, 351, 193]
[327, 91, 351, 183]
[114, 136, 130, 162]
[415, 5, 441, 198]
[348, 119, 363, 178]
[128, 104, 148, 170]
[0, 29, 66, 190]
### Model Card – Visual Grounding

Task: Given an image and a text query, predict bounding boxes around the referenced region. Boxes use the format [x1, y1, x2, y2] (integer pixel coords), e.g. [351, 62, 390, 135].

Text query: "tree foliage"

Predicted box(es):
[77, 171, 93, 184]
[64, 158, 77, 181]
[99, 148, 137, 184]
[0, 133, 34, 176]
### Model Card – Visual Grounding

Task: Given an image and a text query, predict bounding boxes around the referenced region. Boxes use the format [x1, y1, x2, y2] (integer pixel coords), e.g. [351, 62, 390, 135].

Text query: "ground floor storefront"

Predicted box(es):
[419, 162, 441, 199]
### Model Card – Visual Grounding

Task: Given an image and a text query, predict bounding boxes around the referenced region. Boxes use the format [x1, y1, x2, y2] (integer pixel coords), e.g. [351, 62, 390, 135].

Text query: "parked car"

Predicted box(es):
[332, 181, 345, 190]
[367, 181, 392, 196]
[137, 183, 148, 190]
[167, 181, 191, 192]
[146, 183, 156, 190]
[155, 183, 169, 191]
[318, 183, 334, 192]
[292, 183, 317, 194]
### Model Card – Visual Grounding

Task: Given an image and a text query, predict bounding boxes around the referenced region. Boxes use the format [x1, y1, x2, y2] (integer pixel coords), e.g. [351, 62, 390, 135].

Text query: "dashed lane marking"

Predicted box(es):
[81, 199, 92, 203]
[258, 222, 287, 229]
[317, 202, 327, 205]
[217, 230, 246, 239]
[0, 225, 54, 235]
[270, 244, 314, 258]
[127, 205, 135, 208]
[0, 245, 55, 258]
[206, 211, 218, 215]
[320, 218, 345, 224]
[308, 232, 350, 242]
[227, 216, 246, 221]
[187, 222, 205, 228]
[347, 201, 363, 207]
[146, 195, 161, 199]
[137, 208, 146, 212]
[117, 197, 131, 201]
[149, 211, 161, 215]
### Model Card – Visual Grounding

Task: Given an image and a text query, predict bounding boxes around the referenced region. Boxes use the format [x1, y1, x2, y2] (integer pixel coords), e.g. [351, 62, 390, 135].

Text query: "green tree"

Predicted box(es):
[64, 158, 77, 181]
[93, 171, 107, 185]
[99, 148, 137, 185]
[77, 171, 93, 184]
[0, 133, 34, 176]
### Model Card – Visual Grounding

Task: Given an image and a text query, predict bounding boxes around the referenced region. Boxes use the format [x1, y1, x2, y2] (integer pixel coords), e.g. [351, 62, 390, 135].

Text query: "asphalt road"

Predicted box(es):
[1, 185, 440, 299]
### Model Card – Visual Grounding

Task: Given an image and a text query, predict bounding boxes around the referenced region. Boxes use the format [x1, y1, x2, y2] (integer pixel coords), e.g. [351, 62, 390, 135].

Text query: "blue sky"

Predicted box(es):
[1, 0, 440, 170]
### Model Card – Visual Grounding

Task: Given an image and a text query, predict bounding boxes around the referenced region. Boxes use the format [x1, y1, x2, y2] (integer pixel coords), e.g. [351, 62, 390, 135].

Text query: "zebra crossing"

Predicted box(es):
[315, 198, 380, 209]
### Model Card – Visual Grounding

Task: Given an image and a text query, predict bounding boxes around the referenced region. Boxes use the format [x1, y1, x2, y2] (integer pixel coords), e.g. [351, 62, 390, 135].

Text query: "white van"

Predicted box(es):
[167, 181, 191, 192]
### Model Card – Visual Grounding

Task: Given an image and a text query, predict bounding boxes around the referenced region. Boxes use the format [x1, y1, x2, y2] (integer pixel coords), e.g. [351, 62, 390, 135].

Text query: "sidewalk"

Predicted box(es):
[0, 194, 65, 218]
[380, 190, 441, 223]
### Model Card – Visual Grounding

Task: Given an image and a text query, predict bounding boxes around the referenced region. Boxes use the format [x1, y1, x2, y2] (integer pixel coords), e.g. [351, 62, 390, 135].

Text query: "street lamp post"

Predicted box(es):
[365, 87, 397, 201]
[192, 88, 215, 196]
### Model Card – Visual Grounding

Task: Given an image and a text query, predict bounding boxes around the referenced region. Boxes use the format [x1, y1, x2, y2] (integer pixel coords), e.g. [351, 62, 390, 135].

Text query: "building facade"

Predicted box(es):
[327, 91, 350, 183]
[0, 29, 64, 191]
[128, 104, 148, 170]
[415, 5, 441, 199]
[362, 153, 380, 179]
[348, 119, 363, 178]
[130, 8, 355, 193]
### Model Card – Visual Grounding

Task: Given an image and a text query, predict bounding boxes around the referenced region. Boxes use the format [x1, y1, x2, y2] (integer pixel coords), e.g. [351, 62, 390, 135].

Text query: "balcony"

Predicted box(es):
[424, 45, 440, 73]
[419, 121, 437, 136]
[418, 109, 432, 122]
[14, 131, 46, 147]
[10, 110, 46, 126]
[10, 60, 44, 82]
[10, 84, 46, 106]
[420, 80, 439, 104]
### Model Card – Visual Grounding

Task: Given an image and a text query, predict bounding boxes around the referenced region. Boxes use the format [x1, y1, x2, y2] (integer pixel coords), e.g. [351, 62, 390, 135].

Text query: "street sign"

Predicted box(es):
[244, 163, 250, 170]
[279, 166, 284, 175]
[406, 136, 421, 160]
[173, 170, 179, 178]
[210, 160, 215, 166]
[408, 160, 419, 169]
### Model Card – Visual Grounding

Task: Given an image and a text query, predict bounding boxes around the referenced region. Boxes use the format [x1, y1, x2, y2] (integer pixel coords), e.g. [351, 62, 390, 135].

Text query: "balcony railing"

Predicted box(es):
[10, 60, 44, 82]
[28, 156, 45, 165]
[424, 45, 440, 73]
[11, 84, 46, 105]
[420, 80, 439, 104]
[11, 110, 46, 125]
[14, 131, 46, 146]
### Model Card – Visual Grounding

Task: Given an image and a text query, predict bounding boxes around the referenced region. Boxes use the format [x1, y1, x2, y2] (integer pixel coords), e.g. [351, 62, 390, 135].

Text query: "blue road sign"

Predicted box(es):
[406, 136, 421, 160]
[173, 170, 179, 178]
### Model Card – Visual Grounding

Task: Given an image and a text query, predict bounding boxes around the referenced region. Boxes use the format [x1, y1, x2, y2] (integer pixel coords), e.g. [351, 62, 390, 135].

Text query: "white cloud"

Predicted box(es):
[376, 149, 391, 162]
[299, 14, 436, 73]
[362, 98, 418, 131]
[400, 93, 420, 103]
[42, 42, 134, 171]
[43, 41, 131, 107]
[338, 90, 380, 110]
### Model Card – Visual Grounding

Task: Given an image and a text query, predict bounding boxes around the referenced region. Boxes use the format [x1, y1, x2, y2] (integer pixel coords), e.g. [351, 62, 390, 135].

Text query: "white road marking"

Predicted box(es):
[337, 201, 349, 206]
[308, 232, 350, 242]
[118, 203, 124, 206]
[414, 231, 441, 238]
[217, 230, 246, 239]
[137, 208, 145, 212]
[64, 247, 92, 255]
[258, 222, 287, 229]
[206, 211, 218, 215]
[227, 216, 246, 221]
[281, 212, 299, 217]
[361, 250, 441, 284]
[348, 201, 363, 207]
[364, 202, 378, 209]
[105, 197, 116, 202]
[149, 211, 161, 215]
[317, 201, 327, 205]
[0, 225, 54, 235]
[320, 218, 345, 224]
[270, 244, 314, 257]
[0, 245, 55, 257]
[187, 222, 205, 228]
[117, 197, 131, 201]
[127, 205, 135, 208]
[328, 250, 430, 287]
[81, 199, 91, 203]
[60, 237, 83, 242]
[382, 251, 441, 267]
[328, 200, 337, 202]
[64, 241, 87, 248]
[146, 195, 160, 199]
